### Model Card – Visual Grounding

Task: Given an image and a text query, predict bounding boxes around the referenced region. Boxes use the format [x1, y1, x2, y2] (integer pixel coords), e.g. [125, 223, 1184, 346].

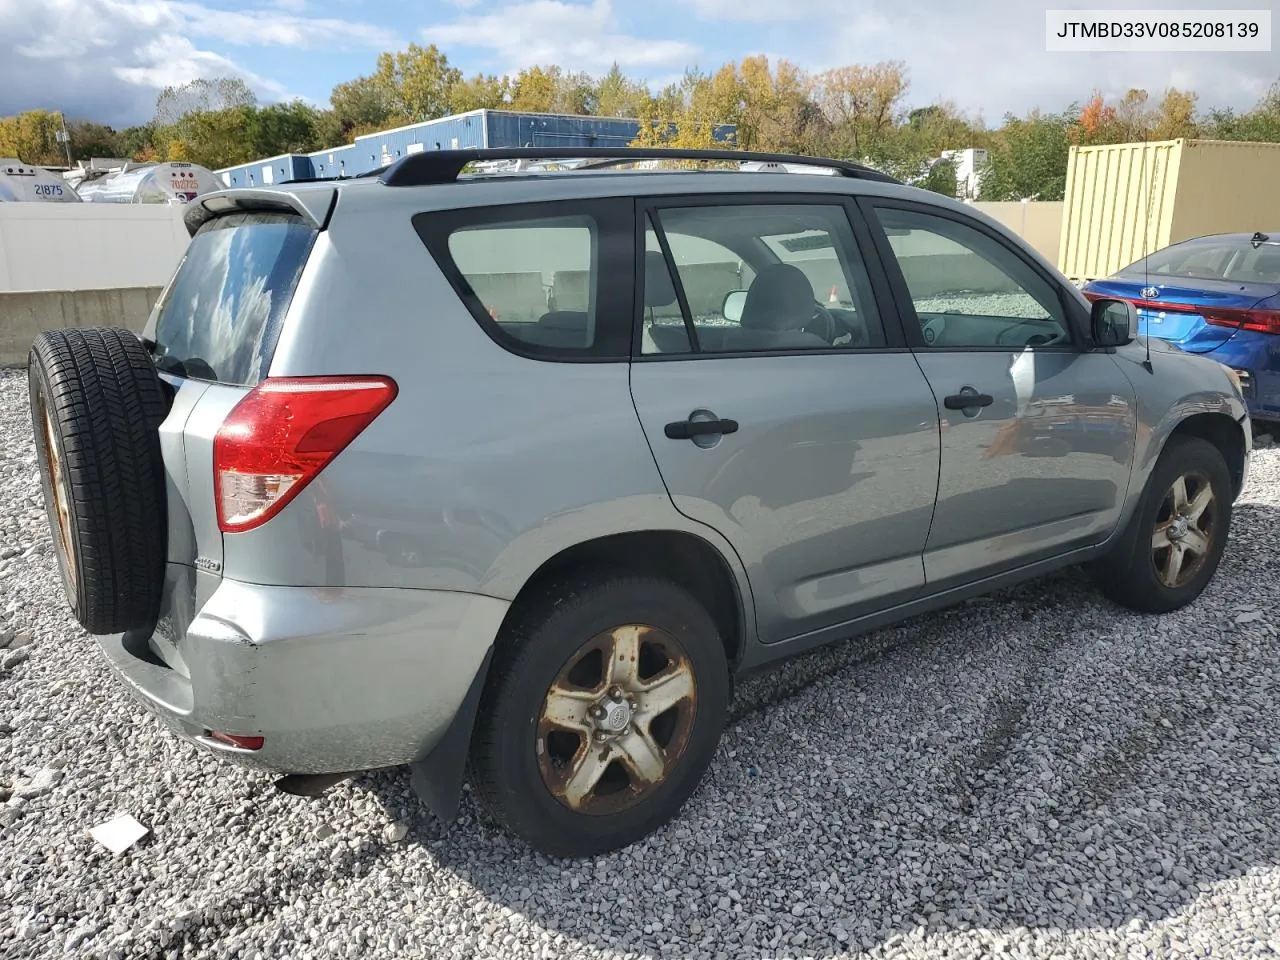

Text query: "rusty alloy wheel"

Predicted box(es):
[536, 624, 697, 815]
[1150, 469, 1217, 589]
[35, 392, 78, 597]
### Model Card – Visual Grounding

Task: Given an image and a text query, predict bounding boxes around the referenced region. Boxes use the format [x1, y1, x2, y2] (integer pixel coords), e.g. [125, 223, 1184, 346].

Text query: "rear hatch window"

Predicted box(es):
[149, 211, 317, 385]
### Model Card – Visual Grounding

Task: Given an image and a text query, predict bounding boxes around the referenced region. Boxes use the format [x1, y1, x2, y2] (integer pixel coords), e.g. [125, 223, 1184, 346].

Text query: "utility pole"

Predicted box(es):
[55, 114, 71, 168]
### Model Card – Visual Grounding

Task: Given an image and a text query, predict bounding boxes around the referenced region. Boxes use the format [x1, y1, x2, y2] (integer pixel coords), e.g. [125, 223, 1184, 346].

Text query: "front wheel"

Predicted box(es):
[469, 574, 730, 858]
[1090, 435, 1233, 613]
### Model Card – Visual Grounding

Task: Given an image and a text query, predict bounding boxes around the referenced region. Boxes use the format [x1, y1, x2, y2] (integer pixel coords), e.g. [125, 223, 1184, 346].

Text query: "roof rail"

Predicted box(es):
[377, 147, 901, 187]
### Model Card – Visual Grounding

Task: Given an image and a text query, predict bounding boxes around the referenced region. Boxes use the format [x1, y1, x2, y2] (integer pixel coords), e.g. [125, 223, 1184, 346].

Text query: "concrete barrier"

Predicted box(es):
[0, 287, 159, 367]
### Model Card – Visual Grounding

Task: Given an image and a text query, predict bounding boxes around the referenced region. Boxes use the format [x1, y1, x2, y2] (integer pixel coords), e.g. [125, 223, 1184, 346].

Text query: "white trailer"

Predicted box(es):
[77, 162, 223, 204]
[0, 159, 81, 202]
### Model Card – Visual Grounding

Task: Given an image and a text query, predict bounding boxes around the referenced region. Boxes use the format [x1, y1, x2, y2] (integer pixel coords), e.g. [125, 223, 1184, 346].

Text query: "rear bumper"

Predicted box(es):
[1206, 335, 1280, 422]
[97, 573, 508, 774]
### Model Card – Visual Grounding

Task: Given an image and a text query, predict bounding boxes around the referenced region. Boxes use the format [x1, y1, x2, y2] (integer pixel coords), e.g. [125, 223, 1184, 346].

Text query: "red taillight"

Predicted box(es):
[1084, 293, 1280, 334]
[207, 732, 264, 750]
[1202, 307, 1280, 335]
[214, 376, 397, 533]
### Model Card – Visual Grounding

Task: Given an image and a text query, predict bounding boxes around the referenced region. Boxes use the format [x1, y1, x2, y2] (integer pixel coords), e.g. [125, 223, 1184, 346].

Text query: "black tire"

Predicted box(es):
[1090, 435, 1232, 614]
[28, 327, 168, 635]
[469, 574, 730, 858]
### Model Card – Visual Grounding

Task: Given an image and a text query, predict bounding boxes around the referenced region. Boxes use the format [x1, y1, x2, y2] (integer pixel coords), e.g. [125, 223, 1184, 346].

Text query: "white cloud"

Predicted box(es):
[680, 0, 1279, 118]
[0, 0, 394, 126]
[170, 2, 398, 49]
[424, 0, 700, 74]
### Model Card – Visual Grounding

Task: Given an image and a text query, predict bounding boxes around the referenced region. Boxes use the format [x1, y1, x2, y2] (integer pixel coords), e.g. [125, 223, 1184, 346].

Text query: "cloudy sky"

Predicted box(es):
[0, 0, 1276, 128]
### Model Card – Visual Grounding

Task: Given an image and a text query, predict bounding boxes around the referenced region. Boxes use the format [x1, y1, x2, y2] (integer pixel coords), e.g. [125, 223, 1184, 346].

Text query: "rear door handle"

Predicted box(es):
[943, 392, 994, 410]
[664, 418, 739, 440]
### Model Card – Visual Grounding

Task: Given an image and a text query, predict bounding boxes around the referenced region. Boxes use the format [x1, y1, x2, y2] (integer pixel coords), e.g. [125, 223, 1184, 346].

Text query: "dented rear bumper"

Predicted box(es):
[96, 568, 506, 775]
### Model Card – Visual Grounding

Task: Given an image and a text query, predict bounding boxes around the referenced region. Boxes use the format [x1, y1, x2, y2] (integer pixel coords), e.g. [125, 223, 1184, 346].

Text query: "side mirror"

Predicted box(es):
[722, 290, 748, 323]
[1090, 298, 1136, 347]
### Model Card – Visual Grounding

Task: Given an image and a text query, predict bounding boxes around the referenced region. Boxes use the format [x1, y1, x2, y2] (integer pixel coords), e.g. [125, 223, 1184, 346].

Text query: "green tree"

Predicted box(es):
[918, 156, 958, 197]
[1202, 81, 1280, 141]
[119, 124, 158, 161]
[247, 101, 324, 157]
[65, 120, 124, 161]
[330, 74, 398, 133]
[979, 110, 1074, 200]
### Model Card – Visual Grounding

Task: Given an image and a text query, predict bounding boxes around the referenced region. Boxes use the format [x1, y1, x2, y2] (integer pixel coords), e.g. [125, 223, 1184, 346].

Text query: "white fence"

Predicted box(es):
[0, 203, 190, 294]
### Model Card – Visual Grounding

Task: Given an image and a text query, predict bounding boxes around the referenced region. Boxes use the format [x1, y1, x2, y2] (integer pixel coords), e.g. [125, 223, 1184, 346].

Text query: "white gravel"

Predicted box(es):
[3, 366, 1280, 960]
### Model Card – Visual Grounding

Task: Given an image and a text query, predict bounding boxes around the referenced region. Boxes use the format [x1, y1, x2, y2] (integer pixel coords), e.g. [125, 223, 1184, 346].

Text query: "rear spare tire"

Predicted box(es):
[28, 327, 168, 634]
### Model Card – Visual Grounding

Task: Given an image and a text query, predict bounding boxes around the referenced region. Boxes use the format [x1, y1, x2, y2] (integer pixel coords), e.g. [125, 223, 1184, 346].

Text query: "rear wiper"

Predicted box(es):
[1251, 231, 1270, 248]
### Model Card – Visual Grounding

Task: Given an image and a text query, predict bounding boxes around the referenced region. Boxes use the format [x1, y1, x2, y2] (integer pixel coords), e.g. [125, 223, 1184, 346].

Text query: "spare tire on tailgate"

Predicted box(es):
[28, 327, 168, 635]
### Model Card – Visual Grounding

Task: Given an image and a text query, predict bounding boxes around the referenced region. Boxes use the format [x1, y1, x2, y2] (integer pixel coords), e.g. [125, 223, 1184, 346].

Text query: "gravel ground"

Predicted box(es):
[3, 367, 1280, 960]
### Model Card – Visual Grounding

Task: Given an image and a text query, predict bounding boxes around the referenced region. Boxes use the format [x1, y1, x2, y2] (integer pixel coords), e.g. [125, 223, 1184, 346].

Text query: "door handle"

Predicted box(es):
[943, 392, 994, 410]
[664, 418, 739, 440]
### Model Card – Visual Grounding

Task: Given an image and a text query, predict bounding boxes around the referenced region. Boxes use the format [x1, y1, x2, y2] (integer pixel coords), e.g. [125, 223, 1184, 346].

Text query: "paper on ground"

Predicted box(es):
[89, 814, 149, 854]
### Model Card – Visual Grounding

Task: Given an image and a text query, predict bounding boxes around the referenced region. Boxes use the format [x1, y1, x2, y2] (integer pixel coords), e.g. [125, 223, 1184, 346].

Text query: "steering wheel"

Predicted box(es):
[805, 302, 839, 343]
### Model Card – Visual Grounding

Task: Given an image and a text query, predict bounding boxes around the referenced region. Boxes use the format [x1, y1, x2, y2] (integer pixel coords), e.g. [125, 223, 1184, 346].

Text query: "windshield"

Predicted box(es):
[149, 211, 316, 385]
[1119, 238, 1280, 284]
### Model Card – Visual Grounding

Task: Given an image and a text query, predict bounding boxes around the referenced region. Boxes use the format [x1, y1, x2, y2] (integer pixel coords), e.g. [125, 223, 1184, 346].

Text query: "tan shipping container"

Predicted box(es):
[1058, 138, 1280, 283]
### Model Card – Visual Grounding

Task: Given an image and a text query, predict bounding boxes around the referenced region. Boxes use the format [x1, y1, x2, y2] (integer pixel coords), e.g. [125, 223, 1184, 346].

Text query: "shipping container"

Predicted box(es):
[1060, 138, 1280, 282]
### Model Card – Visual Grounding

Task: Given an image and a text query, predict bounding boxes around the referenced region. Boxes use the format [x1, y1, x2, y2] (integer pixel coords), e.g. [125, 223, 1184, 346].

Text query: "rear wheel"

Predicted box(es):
[1090, 435, 1232, 613]
[28, 327, 168, 634]
[469, 574, 730, 857]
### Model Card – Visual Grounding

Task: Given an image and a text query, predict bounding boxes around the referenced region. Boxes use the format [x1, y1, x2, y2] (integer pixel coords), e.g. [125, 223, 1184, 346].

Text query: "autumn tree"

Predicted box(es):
[1152, 88, 1198, 139]
[1078, 90, 1118, 143]
[1113, 88, 1152, 141]
[0, 110, 67, 165]
[449, 74, 510, 113]
[371, 43, 462, 122]
[811, 61, 909, 158]
[595, 64, 649, 118]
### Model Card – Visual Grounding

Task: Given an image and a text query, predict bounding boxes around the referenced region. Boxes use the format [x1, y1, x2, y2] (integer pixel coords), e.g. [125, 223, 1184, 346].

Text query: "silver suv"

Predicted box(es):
[29, 147, 1251, 858]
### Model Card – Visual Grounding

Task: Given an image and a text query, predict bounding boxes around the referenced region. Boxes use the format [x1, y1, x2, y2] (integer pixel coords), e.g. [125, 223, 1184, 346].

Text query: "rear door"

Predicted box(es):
[861, 199, 1137, 588]
[140, 209, 318, 668]
[628, 194, 940, 645]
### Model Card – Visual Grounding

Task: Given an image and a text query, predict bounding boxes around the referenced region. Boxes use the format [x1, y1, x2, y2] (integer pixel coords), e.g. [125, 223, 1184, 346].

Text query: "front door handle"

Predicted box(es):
[664, 418, 739, 440]
[943, 392, 994, 410]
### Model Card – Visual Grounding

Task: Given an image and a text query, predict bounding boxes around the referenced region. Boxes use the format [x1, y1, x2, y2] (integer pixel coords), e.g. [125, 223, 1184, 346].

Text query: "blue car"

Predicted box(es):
[1083, 231, 1280, 423]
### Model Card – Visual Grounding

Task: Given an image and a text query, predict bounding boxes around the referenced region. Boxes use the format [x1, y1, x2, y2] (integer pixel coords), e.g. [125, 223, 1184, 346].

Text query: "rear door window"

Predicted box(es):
[149, 211, 316, 385]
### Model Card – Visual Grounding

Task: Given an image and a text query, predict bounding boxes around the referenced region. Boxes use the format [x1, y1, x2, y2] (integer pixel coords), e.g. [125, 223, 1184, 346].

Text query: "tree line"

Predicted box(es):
[2, 43, 1279, 201]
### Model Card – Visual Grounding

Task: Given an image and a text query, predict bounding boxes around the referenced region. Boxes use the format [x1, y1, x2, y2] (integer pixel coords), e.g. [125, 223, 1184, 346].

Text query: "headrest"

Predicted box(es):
[644, 251, 678, 309]
[739, 263, 815, 331]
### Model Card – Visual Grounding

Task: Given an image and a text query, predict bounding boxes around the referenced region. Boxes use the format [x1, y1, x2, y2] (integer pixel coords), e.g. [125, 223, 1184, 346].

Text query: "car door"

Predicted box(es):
[627, 195, 941, 645]
[860, 199, 1138, 588]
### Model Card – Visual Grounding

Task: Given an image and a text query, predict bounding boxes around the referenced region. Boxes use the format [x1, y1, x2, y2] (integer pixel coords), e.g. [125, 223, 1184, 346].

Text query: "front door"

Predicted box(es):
[862, 201, 1138, 588]
[628, 196, 940, 644]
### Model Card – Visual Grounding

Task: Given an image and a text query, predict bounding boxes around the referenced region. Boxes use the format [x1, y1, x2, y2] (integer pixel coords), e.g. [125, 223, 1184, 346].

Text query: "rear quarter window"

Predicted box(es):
[413, 199, 634, 361]
[149, 211, 316, 385]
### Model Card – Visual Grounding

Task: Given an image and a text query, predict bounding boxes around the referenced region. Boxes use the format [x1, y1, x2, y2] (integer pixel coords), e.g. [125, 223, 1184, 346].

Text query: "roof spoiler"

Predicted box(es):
[182, 187, 338, 237]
